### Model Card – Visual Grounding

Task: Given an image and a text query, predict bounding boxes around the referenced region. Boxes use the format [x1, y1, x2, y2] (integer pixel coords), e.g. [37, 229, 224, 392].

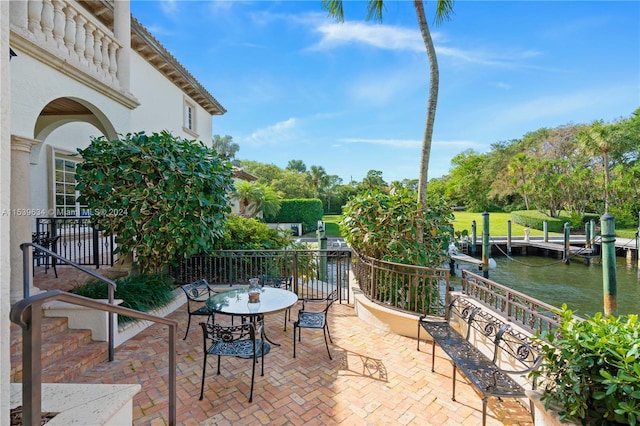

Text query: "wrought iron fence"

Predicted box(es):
[35, 217, 115, 268]
[171, 249, 352, 302]
[461, 269, 561, 335]
[352, 250, 450, 316]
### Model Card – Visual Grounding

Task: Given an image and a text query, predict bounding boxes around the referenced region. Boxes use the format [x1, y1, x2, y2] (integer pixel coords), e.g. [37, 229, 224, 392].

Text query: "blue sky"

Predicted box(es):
[130, 1, 640, 184]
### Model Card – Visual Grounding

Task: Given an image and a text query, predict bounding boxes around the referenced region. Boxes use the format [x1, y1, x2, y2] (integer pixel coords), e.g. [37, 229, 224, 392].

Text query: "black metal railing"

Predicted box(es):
[10, 290, 177, 426]
[21, 242, 118, 360]
[171, 249, 352, 302]
[35, 217, 115, 268]
[461, 269, 562, 335]
[352, 250, 450, 316]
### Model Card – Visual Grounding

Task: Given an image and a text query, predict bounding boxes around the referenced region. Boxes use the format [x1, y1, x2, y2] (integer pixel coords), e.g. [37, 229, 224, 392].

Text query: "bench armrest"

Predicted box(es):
[490, 356, 543, 388]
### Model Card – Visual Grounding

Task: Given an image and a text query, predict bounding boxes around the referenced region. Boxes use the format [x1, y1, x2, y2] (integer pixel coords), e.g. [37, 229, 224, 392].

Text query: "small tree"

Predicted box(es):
[76, 131, 234, 272]
[341, 188, 452, 267]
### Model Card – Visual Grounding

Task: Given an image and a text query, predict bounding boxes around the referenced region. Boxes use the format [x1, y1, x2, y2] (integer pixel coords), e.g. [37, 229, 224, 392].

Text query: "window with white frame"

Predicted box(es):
[54, 156, 86, 217]
[183, 98, 198, 136]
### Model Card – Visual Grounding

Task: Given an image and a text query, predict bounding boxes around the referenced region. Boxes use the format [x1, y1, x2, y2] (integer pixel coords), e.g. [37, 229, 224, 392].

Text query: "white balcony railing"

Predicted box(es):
[11, 0, 134, 101]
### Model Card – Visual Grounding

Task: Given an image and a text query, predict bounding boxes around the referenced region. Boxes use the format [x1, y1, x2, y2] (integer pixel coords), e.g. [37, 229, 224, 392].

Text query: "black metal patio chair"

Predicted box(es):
[32, 232, 60, 278]
[198, 315, 269, 402]
[293, 289, 338, 360]
[261, 275, 294, 330]
[180, 279, 215, 340]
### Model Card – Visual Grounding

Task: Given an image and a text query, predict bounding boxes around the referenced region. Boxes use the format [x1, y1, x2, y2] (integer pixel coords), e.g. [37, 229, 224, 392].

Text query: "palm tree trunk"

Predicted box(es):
[414, 0, 440, 243]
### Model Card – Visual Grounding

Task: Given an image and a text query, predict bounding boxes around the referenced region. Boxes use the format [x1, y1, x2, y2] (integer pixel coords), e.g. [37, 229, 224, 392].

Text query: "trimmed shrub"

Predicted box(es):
[72, 273, 176, 325]
[266, 199, 323, 233]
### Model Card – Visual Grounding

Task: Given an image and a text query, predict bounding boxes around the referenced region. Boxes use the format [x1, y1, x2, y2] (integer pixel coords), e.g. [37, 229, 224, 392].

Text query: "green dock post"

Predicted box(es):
[563, 222, 571, 264]
[601, 213, 617, 316]
[590, 219, 597, 256]
[317, 222, 327, 282]
[482, 212, 489, 278]
[637, 211, 639, 265]
[636, 211, 639, 278]
[543, 220, 548, 242]
[471, 220, 477, 256]
[507, 220, 512, 255]
[585, 221, 591, 266]
[319, 236, 327, 282]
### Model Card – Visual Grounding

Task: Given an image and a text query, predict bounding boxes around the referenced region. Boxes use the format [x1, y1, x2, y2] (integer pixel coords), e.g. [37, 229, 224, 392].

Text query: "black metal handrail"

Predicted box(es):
[22, 242, 119, 362]
[10, 290, 178, 426]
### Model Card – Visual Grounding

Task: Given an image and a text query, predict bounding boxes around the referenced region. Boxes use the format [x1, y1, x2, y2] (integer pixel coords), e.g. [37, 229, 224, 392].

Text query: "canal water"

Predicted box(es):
[452, 255, 640, 317]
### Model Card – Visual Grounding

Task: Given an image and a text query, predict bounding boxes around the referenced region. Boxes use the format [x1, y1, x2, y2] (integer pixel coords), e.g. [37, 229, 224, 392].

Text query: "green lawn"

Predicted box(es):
[454, 211, 638, 238]
[322, 215, 343, 237]
[452, 212, 562, 237]
[309, 212, 637, 239]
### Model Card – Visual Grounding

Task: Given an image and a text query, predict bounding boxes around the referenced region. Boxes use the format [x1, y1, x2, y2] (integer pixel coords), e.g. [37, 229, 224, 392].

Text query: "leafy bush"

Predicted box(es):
[341, 188, 452, 267]
[213, 215, 290, 250]
[531, 305, 640, 425]
[72, 273, 176, 325]
[76, 131, 233, 272]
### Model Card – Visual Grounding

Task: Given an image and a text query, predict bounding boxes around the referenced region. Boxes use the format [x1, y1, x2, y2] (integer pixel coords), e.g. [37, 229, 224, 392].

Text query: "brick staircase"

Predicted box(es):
[10, 314, 109, 384]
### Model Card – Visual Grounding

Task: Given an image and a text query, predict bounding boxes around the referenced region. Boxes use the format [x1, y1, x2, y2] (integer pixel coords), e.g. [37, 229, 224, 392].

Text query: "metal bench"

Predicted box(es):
[417, 296, 542, 426]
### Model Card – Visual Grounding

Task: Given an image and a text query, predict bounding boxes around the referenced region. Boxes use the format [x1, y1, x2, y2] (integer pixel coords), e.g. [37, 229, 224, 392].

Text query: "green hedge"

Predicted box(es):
[265, 199, 323, 233]
[511, 210, 602, 232]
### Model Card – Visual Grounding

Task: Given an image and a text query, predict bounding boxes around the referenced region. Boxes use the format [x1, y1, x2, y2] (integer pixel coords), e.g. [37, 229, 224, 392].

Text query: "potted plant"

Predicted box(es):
[530, 304, 640, 425]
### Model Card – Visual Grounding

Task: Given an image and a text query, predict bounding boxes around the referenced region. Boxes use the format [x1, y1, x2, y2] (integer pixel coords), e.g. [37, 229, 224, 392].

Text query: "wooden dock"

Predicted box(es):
[509, 240, 594, 256]
[450, 253, 484, 266]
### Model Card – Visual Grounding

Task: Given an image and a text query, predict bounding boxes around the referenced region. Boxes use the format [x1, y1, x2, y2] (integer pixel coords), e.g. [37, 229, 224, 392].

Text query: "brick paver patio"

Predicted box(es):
[32, 266, 534, 425]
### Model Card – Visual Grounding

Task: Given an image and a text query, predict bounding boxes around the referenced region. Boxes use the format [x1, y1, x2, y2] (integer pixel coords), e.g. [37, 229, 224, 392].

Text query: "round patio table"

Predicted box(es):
[206, 287, 298, 346]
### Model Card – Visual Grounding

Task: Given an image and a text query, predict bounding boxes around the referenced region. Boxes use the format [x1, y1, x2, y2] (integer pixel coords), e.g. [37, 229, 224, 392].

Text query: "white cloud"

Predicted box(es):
[340, 138, 483, 150]
[243, 118, 298, 146]
[311, 21, 425, 52]
[160, 0, 177, 15]
[309, 20, 543, 68]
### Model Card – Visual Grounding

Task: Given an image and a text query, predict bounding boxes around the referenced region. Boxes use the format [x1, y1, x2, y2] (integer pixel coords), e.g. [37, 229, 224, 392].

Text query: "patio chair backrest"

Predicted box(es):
[261, 275, 292, 290]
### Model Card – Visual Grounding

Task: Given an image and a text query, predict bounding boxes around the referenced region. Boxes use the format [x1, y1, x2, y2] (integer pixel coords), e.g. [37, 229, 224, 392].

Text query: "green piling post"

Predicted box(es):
[637, 211, 640, 272]
[590, 219, 597, 256]
[507, 220, 512, 255]
[563, 222, 571, 264]
[482, 212, 489, 278]
[543, 220, 548, 242]
[585, 220, 592, 266]
[471, 220, 477, 256]
[319, 236, 327, 282]
[601, 213, 617, 316]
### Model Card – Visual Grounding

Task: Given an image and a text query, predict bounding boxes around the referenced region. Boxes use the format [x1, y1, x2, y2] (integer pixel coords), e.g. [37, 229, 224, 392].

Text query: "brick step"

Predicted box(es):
[39, 341, 109, 383]
[11, 317, 108, 383]
[10, 316, 69, 356]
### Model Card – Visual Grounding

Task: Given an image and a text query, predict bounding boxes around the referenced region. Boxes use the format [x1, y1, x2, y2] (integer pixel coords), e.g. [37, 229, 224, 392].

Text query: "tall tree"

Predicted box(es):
[309, 165, 327, 198]
[578, 121, 615, 212]
[286, 159, 307, 173]
[212, 135, 240, 165]
[322, 0, 454, 242]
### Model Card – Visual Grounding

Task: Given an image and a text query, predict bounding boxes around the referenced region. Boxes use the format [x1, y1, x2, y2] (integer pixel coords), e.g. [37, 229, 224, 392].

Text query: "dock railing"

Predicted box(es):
[461, 269, 561, 335]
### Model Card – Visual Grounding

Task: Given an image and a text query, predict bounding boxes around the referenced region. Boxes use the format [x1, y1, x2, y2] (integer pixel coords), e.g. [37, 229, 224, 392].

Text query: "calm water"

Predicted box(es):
[452, 255, 640, 317]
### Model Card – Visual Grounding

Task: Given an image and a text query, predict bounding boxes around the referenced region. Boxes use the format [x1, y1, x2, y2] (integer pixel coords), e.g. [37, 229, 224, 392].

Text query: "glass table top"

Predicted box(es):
[206, 286, 298, 316]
